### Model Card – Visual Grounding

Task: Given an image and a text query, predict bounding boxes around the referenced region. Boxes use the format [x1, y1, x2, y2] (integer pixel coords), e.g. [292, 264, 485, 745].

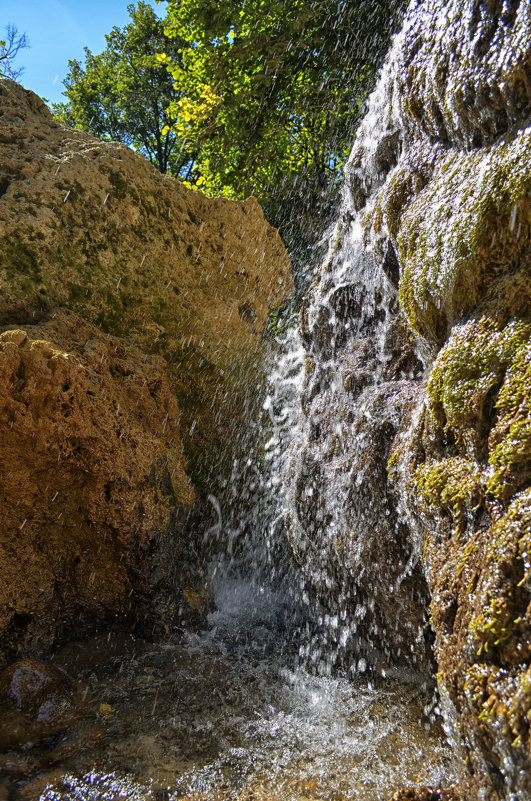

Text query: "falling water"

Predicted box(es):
[0, 331, 458, 800]
[2, 1, 494, 798]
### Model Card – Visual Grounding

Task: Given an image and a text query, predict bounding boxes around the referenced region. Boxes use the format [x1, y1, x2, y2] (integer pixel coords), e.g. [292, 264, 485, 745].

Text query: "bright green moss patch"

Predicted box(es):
[394, 130, 531, 342]
[465, 492, 530, 662]
[413, 318, 529, 523]
[426, 317, 531, 452]
[469, 594, 514, 656]
[414, 456, 483, 519]
[487, 343, 531, 501]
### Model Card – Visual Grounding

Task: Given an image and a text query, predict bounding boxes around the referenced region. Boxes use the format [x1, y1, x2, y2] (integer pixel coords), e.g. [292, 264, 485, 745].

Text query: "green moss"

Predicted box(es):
[415, 317, 530, 520]
[426, 317, 531, 449]
[372, 203, 383, 234]
[107, 169, 129, 201]
[469, 594, 514, 655]
[414, 456, 483, 519]
[386, 450, 399, 475]
[395, 131, 531, 342]
[377, 141, 439, 241]
[466, 492, 530, 660]
[487, 343, 531, 500]
[0, 236, 43, 282]
[67, 282, 86, 303]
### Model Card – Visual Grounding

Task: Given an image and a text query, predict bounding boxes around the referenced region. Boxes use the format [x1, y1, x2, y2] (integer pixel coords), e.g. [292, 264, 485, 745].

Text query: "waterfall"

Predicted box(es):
[259, 18, 434, 678]
[3, 1, 528, 799]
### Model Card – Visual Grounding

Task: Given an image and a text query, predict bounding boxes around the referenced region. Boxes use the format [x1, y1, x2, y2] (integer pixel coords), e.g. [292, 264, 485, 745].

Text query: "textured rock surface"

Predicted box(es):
[289, 0, 530, 797]
[388, 789, 459, 801]
[0, 310, 195, 660]
[0, 78, 291, 660]
[0, 78, 292, 487]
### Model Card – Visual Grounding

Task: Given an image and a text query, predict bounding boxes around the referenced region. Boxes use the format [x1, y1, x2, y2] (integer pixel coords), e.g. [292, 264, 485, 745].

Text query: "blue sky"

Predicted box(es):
[2, 0, 162, 106]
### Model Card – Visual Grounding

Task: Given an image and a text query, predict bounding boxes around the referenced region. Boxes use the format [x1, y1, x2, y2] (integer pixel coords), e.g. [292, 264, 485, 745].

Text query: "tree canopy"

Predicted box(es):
[52, 2, 189, 175]
[53, 0, 404, 291]
[160, 0, 405, 279]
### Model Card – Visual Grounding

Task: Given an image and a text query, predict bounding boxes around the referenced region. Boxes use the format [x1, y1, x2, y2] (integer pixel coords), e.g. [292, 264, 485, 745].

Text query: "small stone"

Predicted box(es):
[0, 658, 72, 721]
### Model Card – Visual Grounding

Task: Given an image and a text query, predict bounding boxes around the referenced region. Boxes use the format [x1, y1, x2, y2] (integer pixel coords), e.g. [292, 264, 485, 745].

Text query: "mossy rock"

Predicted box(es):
[414, 456, 484, 521]
[488, 339, 531, 501]
[421, 316, 531, 504]
[394, 131, 530, 343]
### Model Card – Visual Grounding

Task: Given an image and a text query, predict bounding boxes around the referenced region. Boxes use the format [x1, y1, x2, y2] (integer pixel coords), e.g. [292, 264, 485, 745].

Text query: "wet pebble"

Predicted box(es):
[0, 659, 72, 719]
[0, 659, 74, 748]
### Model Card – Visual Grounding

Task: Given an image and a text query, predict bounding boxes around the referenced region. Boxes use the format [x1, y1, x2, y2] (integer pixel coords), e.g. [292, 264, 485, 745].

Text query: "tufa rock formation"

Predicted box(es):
[0, 311, 193, 660]
[0, 78, 291, 487]
[288, 0, 530, 798]
[0, 78, 292, 661]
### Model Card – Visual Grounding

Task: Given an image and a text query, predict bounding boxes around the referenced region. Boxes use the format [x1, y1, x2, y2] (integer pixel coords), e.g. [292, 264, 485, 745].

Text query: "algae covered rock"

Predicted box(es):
[395, 0, 531, 148]
[395, 315, 531, 800]
[290, 0, 530, 797]
[379, 2, 531, 796]
[395, 133, 530, 344]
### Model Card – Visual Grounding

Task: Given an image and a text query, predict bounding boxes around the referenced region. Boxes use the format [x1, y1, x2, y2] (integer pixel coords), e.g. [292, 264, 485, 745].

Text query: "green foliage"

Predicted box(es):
[52, 0, 405, 302]
[162, 0, 405, 276]
[52, 3, 189, 176]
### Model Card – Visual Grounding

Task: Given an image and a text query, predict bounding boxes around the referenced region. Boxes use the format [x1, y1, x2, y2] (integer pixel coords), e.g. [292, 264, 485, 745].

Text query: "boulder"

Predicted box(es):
[0, 658, 73, 748]
[0, 311, 194, 659]
[0, 78, 292, 489]
[0, 78, 292, 660]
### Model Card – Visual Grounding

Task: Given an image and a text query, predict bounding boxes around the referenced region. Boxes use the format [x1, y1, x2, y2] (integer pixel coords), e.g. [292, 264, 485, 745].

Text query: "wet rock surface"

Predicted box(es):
[0, 659, 74, 751]
[286, 0, 530, 798]
[0, 2, 529, 799]
[0, 659, 72, 717]
[389, 789, 459, 801]
[0, 620, 457, 801]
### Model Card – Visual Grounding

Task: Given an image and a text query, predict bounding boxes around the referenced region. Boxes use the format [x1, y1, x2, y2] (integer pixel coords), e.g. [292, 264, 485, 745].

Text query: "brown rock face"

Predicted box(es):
[0, 79, 292, 659]
[0, 310, 194, 659]
[0, 77, 292, 488]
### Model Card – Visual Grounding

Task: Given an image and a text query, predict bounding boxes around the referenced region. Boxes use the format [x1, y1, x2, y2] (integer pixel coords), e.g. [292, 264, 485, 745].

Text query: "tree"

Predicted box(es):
[161, 0, 406, 282]
[52, 2, 190, 176]
[0, 23, 29, 79]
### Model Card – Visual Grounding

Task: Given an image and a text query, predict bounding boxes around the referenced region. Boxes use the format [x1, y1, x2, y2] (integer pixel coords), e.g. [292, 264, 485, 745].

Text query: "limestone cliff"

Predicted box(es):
[288, 1, 530, 798]
[0, 79, 292, 660]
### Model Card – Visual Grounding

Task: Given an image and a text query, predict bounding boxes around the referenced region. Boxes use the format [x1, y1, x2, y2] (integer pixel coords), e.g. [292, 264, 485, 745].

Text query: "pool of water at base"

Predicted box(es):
[0, 579, 457, 801]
